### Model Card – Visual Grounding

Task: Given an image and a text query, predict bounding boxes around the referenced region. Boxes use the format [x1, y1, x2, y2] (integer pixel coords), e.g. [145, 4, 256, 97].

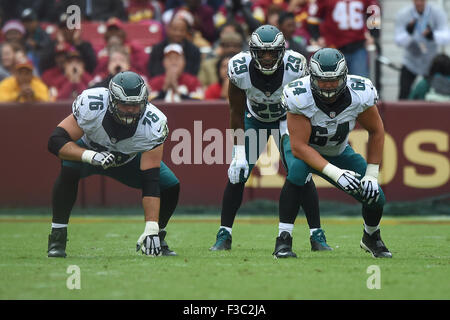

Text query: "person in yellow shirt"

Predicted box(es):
[0, 60, 49, 102]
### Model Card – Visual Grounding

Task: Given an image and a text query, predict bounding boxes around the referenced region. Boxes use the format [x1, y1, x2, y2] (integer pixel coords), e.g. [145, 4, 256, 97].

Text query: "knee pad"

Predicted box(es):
[286, 161, 311, 187]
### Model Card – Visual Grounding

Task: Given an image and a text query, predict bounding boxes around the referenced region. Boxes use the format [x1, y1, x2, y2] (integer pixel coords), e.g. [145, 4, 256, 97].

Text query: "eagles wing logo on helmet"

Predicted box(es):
[108, 71, 149, 126]
[249, 25, 286, 75]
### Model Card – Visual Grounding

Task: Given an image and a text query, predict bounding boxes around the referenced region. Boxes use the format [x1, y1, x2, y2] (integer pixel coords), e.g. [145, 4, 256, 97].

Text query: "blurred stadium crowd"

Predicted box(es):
[0, 0, 448, 103]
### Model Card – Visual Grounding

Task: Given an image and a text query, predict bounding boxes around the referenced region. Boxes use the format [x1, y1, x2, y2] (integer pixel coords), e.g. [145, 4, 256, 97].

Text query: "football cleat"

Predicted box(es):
[273, 231, 297, 258]
[159, 230, 177, 256]
[310, 228, 333, 251]
[209, 228, 232, 251]
[360, 229, 392, 258]
[48, 227, 68, 258]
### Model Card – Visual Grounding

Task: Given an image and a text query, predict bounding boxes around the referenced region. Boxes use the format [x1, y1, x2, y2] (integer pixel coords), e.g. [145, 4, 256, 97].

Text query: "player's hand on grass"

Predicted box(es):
[136, 221, 161, 257]
[228, 145, 249, 184]
[81, 150, 115, 169]
[359, 164, 380, 204]
[322, 163, 361, 193]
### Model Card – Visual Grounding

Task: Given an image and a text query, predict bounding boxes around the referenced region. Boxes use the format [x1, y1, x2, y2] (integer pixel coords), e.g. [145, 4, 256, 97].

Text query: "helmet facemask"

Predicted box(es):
[108, 75, 148, 127]
[250, 45, 285, 75]
[109, 98, 146, 126]
[310, 73, 347, 103]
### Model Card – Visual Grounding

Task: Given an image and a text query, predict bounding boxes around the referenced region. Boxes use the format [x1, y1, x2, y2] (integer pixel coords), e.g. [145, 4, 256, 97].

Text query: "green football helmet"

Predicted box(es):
[108, 71, 149, 126]
[309, 48, 348, 103]
[249, 24, 286, 75]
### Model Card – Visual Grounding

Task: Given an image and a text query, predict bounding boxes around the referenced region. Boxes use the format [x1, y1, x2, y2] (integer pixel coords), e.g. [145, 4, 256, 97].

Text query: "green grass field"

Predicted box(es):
[1, 215, 449, 300]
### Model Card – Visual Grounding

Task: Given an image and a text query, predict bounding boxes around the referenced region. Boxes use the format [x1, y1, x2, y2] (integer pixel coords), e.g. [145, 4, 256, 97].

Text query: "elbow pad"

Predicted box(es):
[142, 167, 160, 198]
[48, 127, 73, 156]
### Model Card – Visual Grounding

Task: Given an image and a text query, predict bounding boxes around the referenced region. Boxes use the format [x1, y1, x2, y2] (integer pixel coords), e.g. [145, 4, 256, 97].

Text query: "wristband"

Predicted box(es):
[233, 145, 246, 160]
[144, 221, 159, 235]
[322, 163, 341, 182]
[81, 150, 96, 163]
[365, 164, 379, 179]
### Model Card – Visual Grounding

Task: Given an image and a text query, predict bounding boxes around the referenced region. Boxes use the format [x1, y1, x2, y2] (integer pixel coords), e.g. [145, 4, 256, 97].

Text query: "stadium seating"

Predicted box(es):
[41, 21, 164, 54]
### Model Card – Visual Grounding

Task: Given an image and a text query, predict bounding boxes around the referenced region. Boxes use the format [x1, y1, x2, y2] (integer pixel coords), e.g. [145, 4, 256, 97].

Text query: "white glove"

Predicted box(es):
[136, 221, 161, 257]
[359, 164, 380, 204]
[322, 163, 361, 193]
[228, 145, 249, 184]
[81, 150, 115, 169]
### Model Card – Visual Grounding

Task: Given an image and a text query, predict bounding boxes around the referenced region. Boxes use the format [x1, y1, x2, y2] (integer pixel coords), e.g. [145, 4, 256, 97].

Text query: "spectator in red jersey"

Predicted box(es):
[204, 54, 232, 100]
[147, 15, 201, 78]
[90, 45, 146, 88]
[307, 0, 380, 78]
[41, 42, 71, 89]
[94, 17, 149, 76]
[52, 49, 93, 101]
[149, 43, 203, 102]
[39, 13, 97, 74]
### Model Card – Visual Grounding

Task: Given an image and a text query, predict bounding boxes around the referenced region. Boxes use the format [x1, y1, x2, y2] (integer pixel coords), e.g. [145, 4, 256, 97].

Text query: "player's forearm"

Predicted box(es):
[230, 108, 245, 145]
[142, 196, 160, 222]
[291, 142, 328, 172]
[230, 108, 244, 131]
[366, 130, 384, 165]
[57, 141, 87, 161]
[228, 83, 246, 135]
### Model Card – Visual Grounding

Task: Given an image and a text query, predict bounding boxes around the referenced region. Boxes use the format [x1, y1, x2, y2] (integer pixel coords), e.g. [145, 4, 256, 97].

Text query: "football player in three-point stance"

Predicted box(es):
[281, 48, 392, 258]
[47, 71, 180, 258]
[210, 25, 332, 257]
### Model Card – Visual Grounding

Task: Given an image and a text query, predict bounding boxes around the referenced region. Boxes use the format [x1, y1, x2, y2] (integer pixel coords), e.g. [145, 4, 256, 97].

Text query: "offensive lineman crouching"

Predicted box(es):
[47, 71, 179, 257]
[281, 48, 392, 258]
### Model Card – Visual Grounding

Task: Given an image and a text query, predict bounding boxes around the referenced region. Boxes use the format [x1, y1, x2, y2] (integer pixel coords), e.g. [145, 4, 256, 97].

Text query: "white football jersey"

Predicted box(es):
[72, 87, 168, 166]
[282, 75, 378, 156]
[228, 50, 308, 123]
